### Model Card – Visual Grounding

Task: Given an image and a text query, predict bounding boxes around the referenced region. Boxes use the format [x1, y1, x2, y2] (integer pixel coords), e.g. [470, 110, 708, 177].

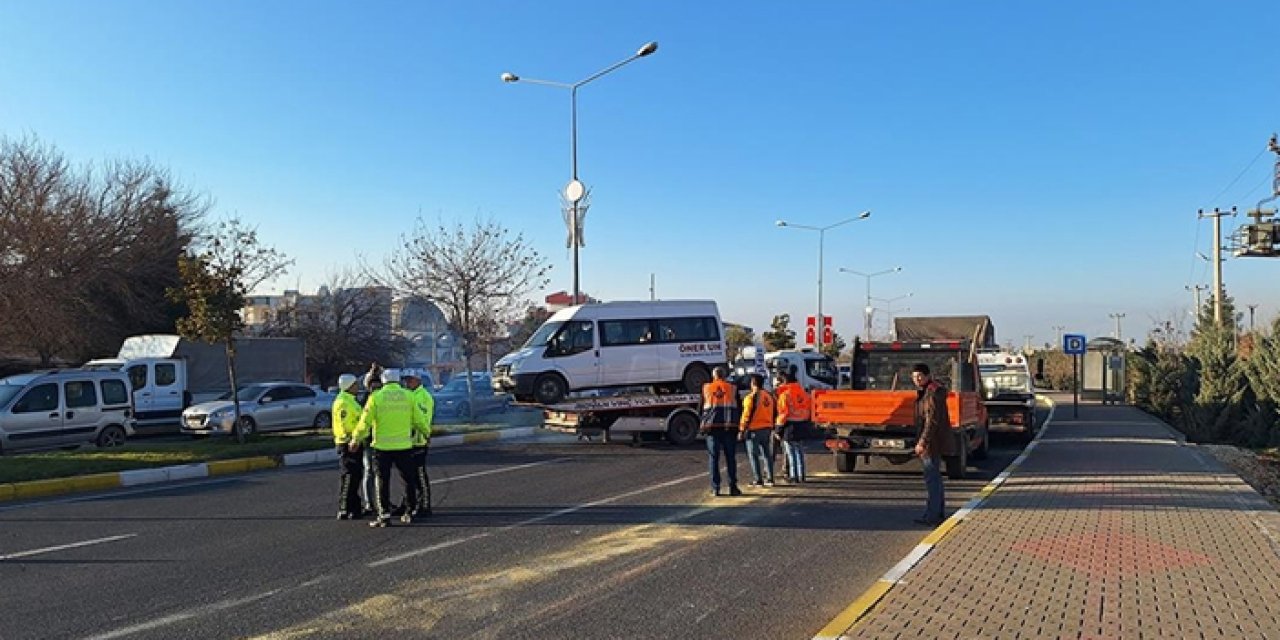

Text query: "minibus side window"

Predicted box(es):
[548, 321, 594, 357]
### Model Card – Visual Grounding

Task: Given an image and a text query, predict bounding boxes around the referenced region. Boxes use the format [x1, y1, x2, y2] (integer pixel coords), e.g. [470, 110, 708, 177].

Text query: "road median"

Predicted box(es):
[0, 421, 541, 503]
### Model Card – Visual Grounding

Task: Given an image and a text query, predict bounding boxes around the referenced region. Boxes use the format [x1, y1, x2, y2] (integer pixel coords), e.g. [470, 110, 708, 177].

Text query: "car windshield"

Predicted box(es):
[216, 384, 269, 401]
[522, 321, 565, 348]
[0, 384, 22, 407]
[805, 358, 838, 386]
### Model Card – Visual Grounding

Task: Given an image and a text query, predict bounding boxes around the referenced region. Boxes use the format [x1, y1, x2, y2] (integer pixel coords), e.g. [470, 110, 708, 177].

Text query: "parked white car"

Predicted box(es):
[181, 381, 333, 437]
[0, 370, 137, 453]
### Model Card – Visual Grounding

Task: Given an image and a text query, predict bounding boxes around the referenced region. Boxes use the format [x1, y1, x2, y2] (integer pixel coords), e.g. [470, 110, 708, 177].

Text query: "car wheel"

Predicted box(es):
[96, 425, 127, 448]
[681, 364, 711, 393]
[235, 416, 257, 438]
[532, 374, 568, 405]
[666, 412, 700, 446]
[313, 411, 332, 430]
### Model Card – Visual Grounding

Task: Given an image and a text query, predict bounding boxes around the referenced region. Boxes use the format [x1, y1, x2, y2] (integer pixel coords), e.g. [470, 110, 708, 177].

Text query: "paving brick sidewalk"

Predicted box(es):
[843, 399, 1280, 639]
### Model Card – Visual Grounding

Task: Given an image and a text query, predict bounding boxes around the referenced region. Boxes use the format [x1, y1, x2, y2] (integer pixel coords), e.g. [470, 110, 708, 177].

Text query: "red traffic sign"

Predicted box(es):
[805, 325, 817, 345]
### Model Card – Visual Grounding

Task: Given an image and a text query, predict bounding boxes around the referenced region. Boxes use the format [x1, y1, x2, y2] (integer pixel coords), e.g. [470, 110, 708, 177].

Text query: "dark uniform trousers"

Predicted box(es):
[372, 449, 419, 519]
[337, 445, 364, 515]
[411, 445, 431, 515]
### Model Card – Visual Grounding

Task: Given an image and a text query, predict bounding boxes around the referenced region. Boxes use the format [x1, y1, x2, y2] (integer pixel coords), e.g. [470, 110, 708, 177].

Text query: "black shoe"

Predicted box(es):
[337, 511, 353, 521]
[711, 488, 721, 497]
[728, 486, 743, 496]
[369, 517, 391, 528]
[912, 517, 942, 526]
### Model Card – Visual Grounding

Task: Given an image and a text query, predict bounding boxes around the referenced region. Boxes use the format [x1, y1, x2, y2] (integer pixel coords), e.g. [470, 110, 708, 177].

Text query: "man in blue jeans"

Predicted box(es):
[701, 366, 741, 496]
[912, 363, 954, 525]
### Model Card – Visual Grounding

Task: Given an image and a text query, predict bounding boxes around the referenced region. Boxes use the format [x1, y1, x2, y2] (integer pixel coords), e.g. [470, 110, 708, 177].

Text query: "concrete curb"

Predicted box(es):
[0, 426, 540, 504]
[812, 396, 1058, 640]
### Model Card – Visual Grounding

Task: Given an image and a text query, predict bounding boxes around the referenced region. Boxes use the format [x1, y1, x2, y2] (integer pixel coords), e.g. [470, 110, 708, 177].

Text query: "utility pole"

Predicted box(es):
[1052, 325, 1065, 349]
[1247, 303, 1259, 332]
[1108, 313, 1126, 341]
[1197, 207, 1236, 325]
[1023, 334, 1034, 353]
[1185, 284, 1209, 317]
[649, 273, 655, 301]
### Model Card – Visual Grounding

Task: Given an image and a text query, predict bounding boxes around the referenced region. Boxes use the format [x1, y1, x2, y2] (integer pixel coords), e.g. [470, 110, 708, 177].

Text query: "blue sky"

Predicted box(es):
[2, 1, 1277, 349]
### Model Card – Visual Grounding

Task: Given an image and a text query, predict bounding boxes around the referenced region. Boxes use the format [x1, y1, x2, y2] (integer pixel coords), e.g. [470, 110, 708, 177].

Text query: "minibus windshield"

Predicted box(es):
[523, 321, 565, 349]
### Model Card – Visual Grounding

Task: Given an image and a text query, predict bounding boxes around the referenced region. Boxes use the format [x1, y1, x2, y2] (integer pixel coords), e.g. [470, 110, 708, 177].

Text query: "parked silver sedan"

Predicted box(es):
[181, 382, 334, 437]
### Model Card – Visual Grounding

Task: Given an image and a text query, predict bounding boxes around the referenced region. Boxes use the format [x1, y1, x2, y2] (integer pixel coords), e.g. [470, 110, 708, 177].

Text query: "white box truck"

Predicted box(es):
[84, 334, 307, 432]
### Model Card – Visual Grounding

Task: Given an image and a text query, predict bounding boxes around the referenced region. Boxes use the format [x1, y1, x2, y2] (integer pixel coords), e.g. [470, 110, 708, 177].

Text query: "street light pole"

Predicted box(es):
[776, 211, 872, 347]
[839, 266, 902, 340]
[502, 41, 659, 305]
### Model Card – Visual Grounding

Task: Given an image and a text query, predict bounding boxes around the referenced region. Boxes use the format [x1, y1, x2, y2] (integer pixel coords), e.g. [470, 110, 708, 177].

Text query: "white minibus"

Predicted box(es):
[493, 300, 728, 405]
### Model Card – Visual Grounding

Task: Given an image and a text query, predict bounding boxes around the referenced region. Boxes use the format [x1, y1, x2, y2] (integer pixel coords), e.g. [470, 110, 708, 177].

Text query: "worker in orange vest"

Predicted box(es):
[775, 371, 811, 483]
[701, 366, 741, 497]
[739, 373, 776, 487]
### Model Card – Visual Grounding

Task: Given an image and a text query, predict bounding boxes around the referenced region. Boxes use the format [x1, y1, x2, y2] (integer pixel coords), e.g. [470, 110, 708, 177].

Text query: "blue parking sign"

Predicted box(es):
[1063, 333, 1087, 355]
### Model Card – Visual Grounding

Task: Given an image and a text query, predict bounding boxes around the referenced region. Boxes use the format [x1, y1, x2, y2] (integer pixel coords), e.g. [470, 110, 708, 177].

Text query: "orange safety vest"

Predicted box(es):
[776, 382, 811, 424]
[740, 389, 776, 432]
[701, 379, 738, 428]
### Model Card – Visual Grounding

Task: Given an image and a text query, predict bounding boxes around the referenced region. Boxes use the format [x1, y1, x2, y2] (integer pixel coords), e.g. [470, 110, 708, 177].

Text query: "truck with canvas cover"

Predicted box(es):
[83, 334, 307, 432]
[977, 350, 1038, 441]
[815, 337, 989, 479]
[893, 315, 996, 349]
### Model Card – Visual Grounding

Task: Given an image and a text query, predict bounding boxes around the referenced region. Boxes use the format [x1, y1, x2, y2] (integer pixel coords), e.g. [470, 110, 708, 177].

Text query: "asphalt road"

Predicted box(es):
[0, 412, 1047, 640]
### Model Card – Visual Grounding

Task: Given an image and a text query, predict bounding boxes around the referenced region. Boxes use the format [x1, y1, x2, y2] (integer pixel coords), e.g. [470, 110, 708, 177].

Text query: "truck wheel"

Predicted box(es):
[681, 364, 710, 393]
[96, 425, 127, 448]
[666, 412, 699, 446]
[532, 374, 568, 405]
[945, 446, 968, 480]
[972, 426, 990, 460]
[834, 451, 857, 473]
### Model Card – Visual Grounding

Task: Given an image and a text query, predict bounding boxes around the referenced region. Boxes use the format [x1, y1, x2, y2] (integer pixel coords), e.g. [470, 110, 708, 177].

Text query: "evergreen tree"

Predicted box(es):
[762, 314, 796, 351]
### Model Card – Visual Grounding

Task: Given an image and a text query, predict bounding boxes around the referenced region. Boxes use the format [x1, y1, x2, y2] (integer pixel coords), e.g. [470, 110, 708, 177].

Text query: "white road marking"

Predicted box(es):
[86, 588, 284, 640]
[0, 533, 138, 562]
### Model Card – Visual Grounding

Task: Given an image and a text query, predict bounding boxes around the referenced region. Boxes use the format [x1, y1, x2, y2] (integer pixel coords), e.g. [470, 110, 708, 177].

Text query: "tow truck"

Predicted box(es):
[538, 391, 705, 445]
[977, 350, 1038, 441]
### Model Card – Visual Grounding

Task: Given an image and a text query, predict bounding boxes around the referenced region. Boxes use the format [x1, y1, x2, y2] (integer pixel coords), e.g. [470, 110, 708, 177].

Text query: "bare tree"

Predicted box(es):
[381, 218, 550, 419]
[0, 136, 204, 364]
[168, 218, 291, 443]
[262, 270, 409, 389]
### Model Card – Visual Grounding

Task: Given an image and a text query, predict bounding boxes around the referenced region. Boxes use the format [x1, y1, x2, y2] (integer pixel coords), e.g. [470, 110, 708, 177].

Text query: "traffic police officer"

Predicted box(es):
[401, 369, 435, 517]
[331, 374, 364, 520]
[349, 368, 429, 527]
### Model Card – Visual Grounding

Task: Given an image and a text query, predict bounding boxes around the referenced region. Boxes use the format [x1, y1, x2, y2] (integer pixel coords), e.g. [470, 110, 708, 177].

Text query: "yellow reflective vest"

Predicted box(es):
[331, 390, 363, 445]
[410, 385, 435, 446]
[352, 383, 428, 451]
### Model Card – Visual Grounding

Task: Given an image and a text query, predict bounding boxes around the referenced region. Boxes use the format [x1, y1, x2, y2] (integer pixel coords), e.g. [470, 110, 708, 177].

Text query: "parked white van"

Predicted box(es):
[0, 370, 137, 453]
[493, 300, 728, 405]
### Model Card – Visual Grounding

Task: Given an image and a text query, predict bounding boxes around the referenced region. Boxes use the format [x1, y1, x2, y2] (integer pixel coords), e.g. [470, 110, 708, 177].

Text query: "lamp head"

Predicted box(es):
[637, 41, 658, 57]
[501, 72, 519, 83]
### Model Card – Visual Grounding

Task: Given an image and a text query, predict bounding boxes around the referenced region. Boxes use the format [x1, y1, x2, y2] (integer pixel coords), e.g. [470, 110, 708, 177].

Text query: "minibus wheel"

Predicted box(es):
[533, 374, 568, 405]
[681, 364, 710, 393]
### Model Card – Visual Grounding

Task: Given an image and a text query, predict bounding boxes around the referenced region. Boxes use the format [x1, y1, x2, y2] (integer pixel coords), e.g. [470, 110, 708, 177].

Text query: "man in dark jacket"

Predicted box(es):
[912, 363, 954, 525]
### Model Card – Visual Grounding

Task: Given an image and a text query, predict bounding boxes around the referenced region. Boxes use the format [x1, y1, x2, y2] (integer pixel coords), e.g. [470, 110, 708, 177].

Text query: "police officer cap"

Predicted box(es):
[337, 374, 359, 391]
[381, 368, 401, 384]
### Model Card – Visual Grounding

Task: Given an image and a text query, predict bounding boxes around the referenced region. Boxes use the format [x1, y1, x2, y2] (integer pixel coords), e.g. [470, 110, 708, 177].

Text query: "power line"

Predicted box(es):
[1205, 146, 1268, 206]
[1190, 145, 1268, 293]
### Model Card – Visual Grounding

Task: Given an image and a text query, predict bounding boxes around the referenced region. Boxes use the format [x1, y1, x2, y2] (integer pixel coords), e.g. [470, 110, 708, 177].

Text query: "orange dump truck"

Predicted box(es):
[815, 338, 989, 479]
